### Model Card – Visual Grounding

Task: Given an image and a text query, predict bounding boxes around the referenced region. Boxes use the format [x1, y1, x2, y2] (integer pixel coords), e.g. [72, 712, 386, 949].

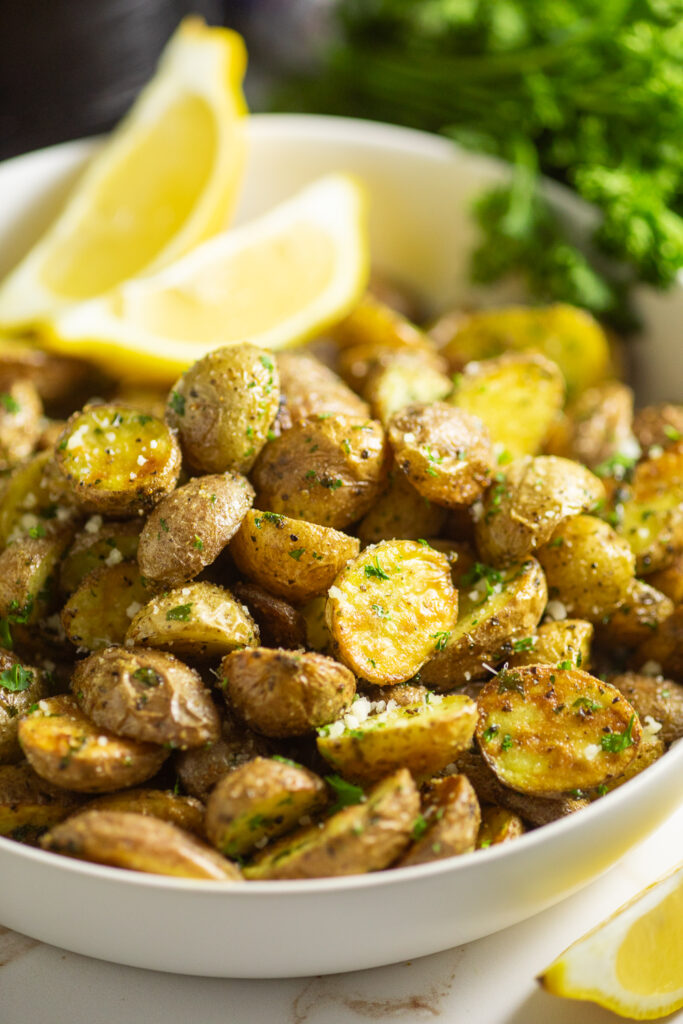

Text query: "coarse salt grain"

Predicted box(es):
[643, 715, 663, 739]
[136, 455, 147, 466]
[85, 515, 103, 534]
[126, 601, 142, 619]
[105, 548, 123, 567]
[584, 743, 600, 761]
[326, 720, 344, 739]
[545, 600, 568, 622]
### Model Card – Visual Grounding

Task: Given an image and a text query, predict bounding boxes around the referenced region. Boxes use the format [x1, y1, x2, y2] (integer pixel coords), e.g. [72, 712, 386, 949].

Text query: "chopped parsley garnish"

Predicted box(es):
[411, 814, 429, 840]
[133, 667, 161, 688]
[371, 604, 390, 618]
[557, 660, 574, 671]
[137, 414, 153, 425]
[497, 670, 524, 695]
[512, 636, 535, 652]
[461, 562, 503, 597]
[431, 630, 451, 652]
[597, 784, 608, 796]
[601, 714, 636, 753]
[28, 524, 46, 539]
[160, 518, 169, 533]
[289, 547, 305, 561]
[364, 556, 390, 581]
[572, 696, 601, 713]
[193, 535, 204, 551]
[320, 476, 343, 490]
[305, 470, 317, 480]
[0, 393, 20, 414]
[0, 664, 33, 692]
[501, 733, 514, 751]
[260, 355, 274, 372]
[166, 603, 193, 622]
[664, 425, 681, 442]
[0, 618, 12, 649]
[594, 453, 637, 480]
[482, 725, 499, 743]
[271, 755, 301, 768]
[7, 596, 33, 625]
[325, 774, 365, 812]
[169, 391, 186, 417]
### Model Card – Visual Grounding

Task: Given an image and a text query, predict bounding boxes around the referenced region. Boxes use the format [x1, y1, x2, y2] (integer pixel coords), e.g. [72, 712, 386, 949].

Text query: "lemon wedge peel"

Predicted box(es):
[0, 18, 248, 329]
[539, 863, 683, 1021]
[42, 174, 369, 384]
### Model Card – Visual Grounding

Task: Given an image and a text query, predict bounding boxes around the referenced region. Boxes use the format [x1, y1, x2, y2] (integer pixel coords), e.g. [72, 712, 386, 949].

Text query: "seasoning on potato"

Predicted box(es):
[231, 581, 307, 650]
[175, 714, 272, 803]
[0, 763, 85, 840]
[477, 805, 525, 848]
[276, 351, 370, 423]
[0, 379, 43, 471]
[356, 469, 447, 543]
[0, 650, 47, 764]
[59, 519, 142, 595]
[398, 774, 481, 867]
[62, 561, 155, 650]
[84, 787, 206, 836]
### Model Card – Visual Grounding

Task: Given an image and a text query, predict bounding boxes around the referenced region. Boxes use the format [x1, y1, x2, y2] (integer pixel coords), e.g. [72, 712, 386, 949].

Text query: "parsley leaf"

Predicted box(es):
[364, 556, 390, 581]
[325, 774, 365, 813]
[601, 714, 636, 753]
[0, 664, 33, 692]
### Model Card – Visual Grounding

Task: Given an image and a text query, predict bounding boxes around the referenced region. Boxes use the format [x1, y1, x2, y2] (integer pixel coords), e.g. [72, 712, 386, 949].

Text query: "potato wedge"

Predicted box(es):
[326, 539, 457, 685]
[55, 404, 181, 514]
[222, 648, 355, 738]
[598, 579, 674, 648]
[231, 509, 359, 603]
[231, 582, 307, 650]
[507, 619, 593, 671]
[59, 519, 142, 595]
[0, 652, 47, 764]
[0, 379, 43, 471]
[84, 788, 205, 836]
[252, 415, 389, 530]
[476, 666, 641, 796]
[611, 672, 683, 745]
[317, 693, 477, 783]
[176, 714, 272, 802]
[475, 456, 605, 564]
[388, 403, 493, 509]
[138, 472, 254, 587]
[477, 805, 524, 848]
[635, 605, 683, 680]
[398, 774, 480, 867]
[41, 810, 241, 880]
[615, 446, 683, 574]
[62, 561, 155, 651]
[0, 762, 84, 840]
[0, 529, 74, 625]
[364, 350, 453, 425]
[276, 351, 369, 423]
[244, 768, 418, 880]
[357, 469, 447, 543]
[420, 558, 547, 690]
[126, 581, 259, 659]
[450, 353, 564, 459]
[633, 403, 683, 452]
[18, 694, 168, 793]
[205, 756, 326, 858]
[72, 646, 220, 749]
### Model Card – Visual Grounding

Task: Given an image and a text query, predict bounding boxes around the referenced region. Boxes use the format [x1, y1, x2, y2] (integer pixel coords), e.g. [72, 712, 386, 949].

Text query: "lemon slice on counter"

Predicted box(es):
[0, 18, 248, 330]
[42, 174, 369, 383]
[539, 862, 683, 1020]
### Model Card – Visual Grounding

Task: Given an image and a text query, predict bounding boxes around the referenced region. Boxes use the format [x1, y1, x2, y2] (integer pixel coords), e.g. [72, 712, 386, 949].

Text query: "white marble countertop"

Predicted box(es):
[1, 805, 682, 1024]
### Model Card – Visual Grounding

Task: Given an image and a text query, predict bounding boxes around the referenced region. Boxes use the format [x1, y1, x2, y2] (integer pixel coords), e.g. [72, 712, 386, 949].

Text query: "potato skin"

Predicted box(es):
[138, 472, 254, 587]
[476, 666, 642, 795]
[357, 469, 447, 543]
[85, 788, 205, 836]
[507, 619, 593, 671]
[59, 520, 142, 595]
[0, 652, 47, 764]
[477, 805, 525, 848]
[18, 694, 168, 793]
[62, 561, 155, 651]
[166, 344, 280, 475]
[364, 350, 452, 425]
[0, 531, 74, 624]
[0, 378, 43, 471]
[276, 351, 369, 422]
[252, 415, 389, 530]
[231, 582, 307, 650]
[398, 774, 481, 867]
[231, 509, 359, 603]
[616, 447, 683, 574]
[0, 763, 85, 839]
[205, 756, 326, 857]
[633, 403, 683, 452]
[72, 646, 220, 750]
[388, 403, 493, 509]
[636, 606, 683, 680]
[41, 810, 241, 880]
[244, 768, 419, 880]
[176, 715, 271, 802]
[611, 672, 683, 745]
[647, 554, 683, 605]
[564, 381, 635, 470]
[222, 648, 356, 738]
[598, 579, 674, 648]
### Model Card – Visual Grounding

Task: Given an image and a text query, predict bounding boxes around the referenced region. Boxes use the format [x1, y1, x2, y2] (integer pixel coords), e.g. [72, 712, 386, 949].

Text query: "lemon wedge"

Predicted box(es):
[539, 862, 683, 1020]
[0, 18, 247, 330]
[42, 174, 369, 383]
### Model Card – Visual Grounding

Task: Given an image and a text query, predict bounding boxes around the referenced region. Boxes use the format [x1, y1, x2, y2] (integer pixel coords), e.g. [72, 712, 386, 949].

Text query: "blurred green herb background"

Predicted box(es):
[276, 0, 683, 326]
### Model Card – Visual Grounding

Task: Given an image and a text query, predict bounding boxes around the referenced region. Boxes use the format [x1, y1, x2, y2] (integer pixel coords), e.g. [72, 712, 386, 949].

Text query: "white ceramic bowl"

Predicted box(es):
[0, 115, 681, 979]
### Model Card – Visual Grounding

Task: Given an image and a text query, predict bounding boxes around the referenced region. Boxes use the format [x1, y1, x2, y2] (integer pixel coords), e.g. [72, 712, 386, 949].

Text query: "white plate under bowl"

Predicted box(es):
[0, 115, 681, 978]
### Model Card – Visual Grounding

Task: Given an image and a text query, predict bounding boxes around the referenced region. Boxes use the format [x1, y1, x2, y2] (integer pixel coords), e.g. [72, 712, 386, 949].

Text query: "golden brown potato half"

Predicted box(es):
[477, 805, 525, 848]
[611, 672, 683, 745]
[364, 350, 453, 426]
[326, 539, 458, 685]
[252, 414, 389, 530]
[231, 509, 359, 603]
[231, 582, 307, 650]
[55, 404, 181, 514]
[475, 456, 605, 565]
[166, 344, 280, 475]
[388, 403, 493, 509]
[635, 605, 683, 681]
[0, 762, 85, 841]
[126, 581, 259, 659]
[647, 554, 683, 605]
[598, 579, 674, 648]
[317, 693, 477, 783]
[563, 381, 635, 470]
[0, 379, 43, 471]
[356, 469, 447, 543]
[222, 648, 355, 738]
[450, 353, 564, 459]
[537, 514, 635, 622]
[337, 340, 447, 397]
[72, 646, 220, 750]
[0, 529, 74, 624]
[61, 561, 154, 651]
[18, 694, 168, 793]
[420, 558, 547, 690]
[138, 472, 254, 587]
[0, 450, 79, 549]
[398, 774, 480, 867]
[244, 768, 419, 880]
[332, 293, 430, 352]
[176, 714, 271, 802]
[601, 729, 665, 793]
[633, 403, 683, 452]
[507, 619, 593, 671]
[616, 447, 683, 574]
[276, 351, 369, 423]
[0, 651, 47, 764]
[205, 756, 327, 858]
[59, 519, 142, 595]
[41, 810, 241, 880]
[476, 666, 642, 796]
[85, 788, 205, 836]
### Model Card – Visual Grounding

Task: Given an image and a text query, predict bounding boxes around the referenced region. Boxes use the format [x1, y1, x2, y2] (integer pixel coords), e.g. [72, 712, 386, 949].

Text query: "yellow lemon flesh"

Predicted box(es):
[539, 862, 683, 1020]
[43, 174, 369, 384]
[0, 18, 247, 329]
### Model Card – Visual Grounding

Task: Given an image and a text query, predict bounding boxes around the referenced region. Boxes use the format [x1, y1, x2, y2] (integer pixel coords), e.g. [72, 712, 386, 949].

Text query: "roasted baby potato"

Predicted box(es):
[0, 450, 78, 548]
[0, 762, 84, 839]
[0, 529, 74, 624]
[420, 558, 547, 690]
[332, 293, 430, 352]
[0, 379, 43, 470]
[18, 694, 168, 793]
[231, 509, 359, 603]
[59, 518, 141, 595]
[0, 338, 98, 411]
[477, 805, 525, 848]
[633, 403, 683, 452]
[537, 514, 635, 622]
[231, 582, 307, 650]
[175, 714, 271, 802]
[0, 652, 47, 764]
[72, 646, 220, 749]
[356, 469, 447, 543]
[616, 446, 683, 574]
[598, 579, 674, 648]
[244, 768, 419, 880]
[126, 581, 259, 658]
[326, 539, 458, 685]
[252, 414, 389, 530]
[507, 619, 593, 671]
[611, 672, 683, 745]
[602, 728, 666, 792]
[222, 648, 355, 738]
[647, 554, 683, 605]
[364, 350, 453, 425]
[317, 693, 477, 783]
[398, 774, 480, 867]
[166, 343, 280, 475]
[450, 353, 564, 459]
[205, 756, 327, 857]
[276, 351, 369, 422]
[41, 810, 241, 880]
[55, 404, 181, 514]
[388, 403, 493, 508]
[475, 456, 605, 564]
[562, 381, 635, 470]
[84, 788, 205, 836]
[299, 595, 332, 653]
[138, 472, 254, 587]
[62, 561, 155, 651]
[476, 666, 642, 796]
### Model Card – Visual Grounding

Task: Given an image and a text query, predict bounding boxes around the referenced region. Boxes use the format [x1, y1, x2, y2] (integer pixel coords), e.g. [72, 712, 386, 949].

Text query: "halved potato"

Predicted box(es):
[62, 561, 155, 650]
[0, 651, 47, 764]
[398, 774, 480, 867]
[59, 519, 142, 595]
[0, 450, 79, 548]
[175, 714, 271, 802]
[616, 447, 683, 574]
[84, 788, 205, 836]
[633, 403, 683, 452]
[563, 381, 635, 470]
[364, 350, 453, 425]
[326, 539, 457, 685]
[635, 606, 683, 680]
[0, 529, 74, 625]
[477, 805, 525, 848]
[0, 762, 84, 839]
[356, 470, 447, 543]
[507, 619, 593, 671]
[332, 293, 430, 351]
[647, 554, 683, 605]
[231, 582, 307, 650]
[0, 378, 43, 471]
[611, 672, 683, 746]
[276, 351, 369, 423]
[598, 580, 674, 648]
